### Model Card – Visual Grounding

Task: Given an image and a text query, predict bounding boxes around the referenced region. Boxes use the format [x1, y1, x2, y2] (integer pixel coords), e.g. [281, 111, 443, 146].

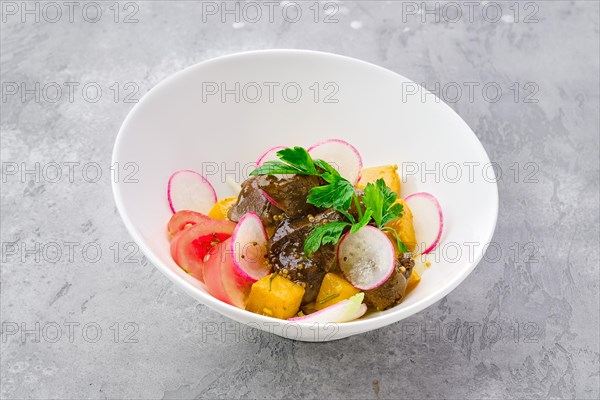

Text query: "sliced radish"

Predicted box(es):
[219, 238, 252, 308]
[256, 146, 286, 167]
[404, 192, 443, 255]
[170, 218, 236, 281]
[230, 212, 270, 282]
[167, 210, 212, 238]
[256, 146, 293, 179]
[260, 189, 281, 209]
[337, 225, 395, 290]
[288, 293, 367, 323]
[307, 139, 363, 184]
[167, 170, 217, 214]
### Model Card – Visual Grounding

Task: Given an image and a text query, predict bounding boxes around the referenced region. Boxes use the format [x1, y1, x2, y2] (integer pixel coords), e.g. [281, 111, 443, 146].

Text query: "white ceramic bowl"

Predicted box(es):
[112, 50, 498, 342]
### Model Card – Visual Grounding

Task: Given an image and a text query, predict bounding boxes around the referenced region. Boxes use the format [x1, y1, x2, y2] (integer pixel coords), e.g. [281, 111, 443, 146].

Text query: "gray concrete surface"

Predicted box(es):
[1, 1, 599, 399]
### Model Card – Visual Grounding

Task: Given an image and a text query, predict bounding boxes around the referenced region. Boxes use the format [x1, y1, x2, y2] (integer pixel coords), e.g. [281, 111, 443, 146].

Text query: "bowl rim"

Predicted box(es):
[111, 49, 499, 331]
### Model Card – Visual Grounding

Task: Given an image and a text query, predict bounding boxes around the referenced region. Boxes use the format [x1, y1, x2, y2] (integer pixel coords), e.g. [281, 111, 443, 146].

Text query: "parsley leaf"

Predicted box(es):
[304, 221, 350, 257]
[307, 175, 355, 210]
[314, 159, 341, 178]
[362, 178, 403, 227]
[276, 147, 317, 175]
[350, 208, 373, 234]
[362, 181, 384, 226]
[361, 179, 408, 252]
[304, 208, 373, 257]
[250, 160, 309, 176]
[382, 227, 409, 253]
[382, 201, 403, 226]
[250, 147, 317, 176]
[335, 207, 356, 224]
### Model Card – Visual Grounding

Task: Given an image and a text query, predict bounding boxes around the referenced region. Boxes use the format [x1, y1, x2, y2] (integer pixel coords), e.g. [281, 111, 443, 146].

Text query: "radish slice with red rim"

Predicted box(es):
[337, 225, 395, 290]
[256, 146, 286, 167]
[256, 146, 293, 179]
[288, 293, 367, 323]
[219, 240, 253, 309]
[167, 170, 217, 214]
[230, 212, 270, 282]
[307, 139, 362, 184]
[260, 189, 281, 209]
[404, 192, 443, 255]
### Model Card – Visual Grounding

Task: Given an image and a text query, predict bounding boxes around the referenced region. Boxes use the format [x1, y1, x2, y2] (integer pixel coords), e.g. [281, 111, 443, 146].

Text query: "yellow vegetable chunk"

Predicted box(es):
[246, 274, 305, 319]
[315, 273, 360, 311]
[208, 196, 237, 220]
[355, 165, 401, 195]
[385, 198, 417, 252]
[406, 270, 421, 294]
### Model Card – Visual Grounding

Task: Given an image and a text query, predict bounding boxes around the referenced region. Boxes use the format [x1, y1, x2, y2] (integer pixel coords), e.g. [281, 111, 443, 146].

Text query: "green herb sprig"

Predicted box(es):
[250, 146, 318, 176]
[249, 147, 408, 256]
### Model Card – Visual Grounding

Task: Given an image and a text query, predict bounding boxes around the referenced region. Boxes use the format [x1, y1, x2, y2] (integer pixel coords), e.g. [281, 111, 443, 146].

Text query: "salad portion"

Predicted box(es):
[166, 139, 443, 323]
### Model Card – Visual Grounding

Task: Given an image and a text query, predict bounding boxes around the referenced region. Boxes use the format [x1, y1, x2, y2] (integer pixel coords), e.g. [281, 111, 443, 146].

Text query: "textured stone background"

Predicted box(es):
[1, 1, 599, 399]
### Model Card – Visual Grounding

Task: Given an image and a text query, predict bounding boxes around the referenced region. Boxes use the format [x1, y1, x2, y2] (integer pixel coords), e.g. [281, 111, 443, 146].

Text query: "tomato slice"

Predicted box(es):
[167, 210, 212, 238]
[170, 218, 236, 281]
[203, 240, 233, 305]
[191, 232, 231, 260]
